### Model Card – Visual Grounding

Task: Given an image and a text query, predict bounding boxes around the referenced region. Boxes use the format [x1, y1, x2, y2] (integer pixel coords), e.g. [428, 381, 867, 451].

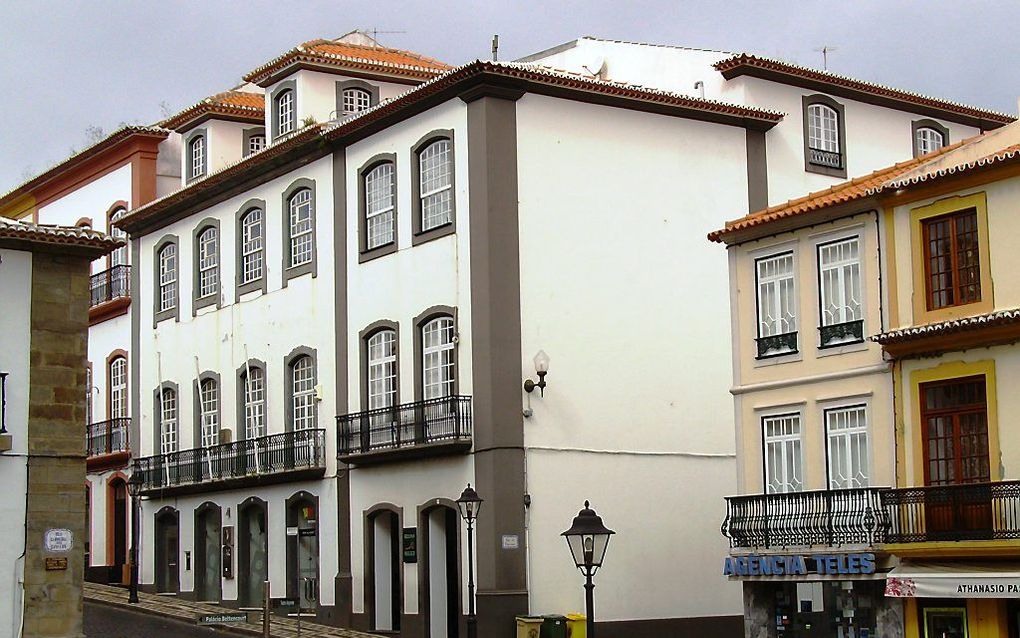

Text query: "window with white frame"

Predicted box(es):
[916, 127, 945, 156]
[818, 237, 863, 345]
[807, 103, 839, 154]
[826, 405, 870, 489]
[291, 356, 315, 431]
[240, 208, 264, 284]
[342, 88, 372, 115]
[419, 139, 453, 232]
[199, 378, 219, 448]
[158, 243, 177, 312]
[189, 135, 205, 179]
[248, 134, 266, 155]
[764, 413, 803, 494]
[160, 387, 178, 455]
[422, 316, 455, 399]
[288, 189, 313, 267]
[368, 330, 398, 410]
[756, 252, 797, 355]
[276, 90, 294, 136]
[109, 208, 128, 267]
[197, 226, 218, 298]
[109, 357, 127, 419]
[365, 162, 396, 250]
[243, 366, 266, 439]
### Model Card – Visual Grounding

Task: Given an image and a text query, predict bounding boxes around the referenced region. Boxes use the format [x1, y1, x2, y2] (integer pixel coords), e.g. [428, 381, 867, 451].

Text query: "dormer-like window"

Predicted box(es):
[912, 119, 950, 158]
[188, 134, 206, 181]
[336, 80, 379, 119]
[343, 88, 371, 115]
[802, 95, 847, 178]
[276, 89, 295, 137]
[249, 134, 266, 154]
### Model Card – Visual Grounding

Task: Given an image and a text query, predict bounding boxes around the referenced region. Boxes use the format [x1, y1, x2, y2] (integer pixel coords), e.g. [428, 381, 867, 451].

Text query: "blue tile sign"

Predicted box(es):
[723, 552, 876, 577]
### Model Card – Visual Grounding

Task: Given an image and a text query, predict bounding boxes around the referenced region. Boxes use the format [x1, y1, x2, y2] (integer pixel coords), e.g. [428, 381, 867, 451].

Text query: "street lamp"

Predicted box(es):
[456, 484, 483, 638]
[561, 501, 614, 638]
[126, 472, 143, 604]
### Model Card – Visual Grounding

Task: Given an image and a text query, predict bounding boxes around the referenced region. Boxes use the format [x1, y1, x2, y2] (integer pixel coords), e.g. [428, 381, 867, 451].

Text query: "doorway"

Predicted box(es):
[286, 492, 319, 611]
[421, 505, 460, 638]
[194, 503, 222, 602]
[238, 498, 269, 608]
[923, 607, 968, 638]
[366, 507, 401, 632]
[154, 507, 180, 593]
[107, 477, 129, 583]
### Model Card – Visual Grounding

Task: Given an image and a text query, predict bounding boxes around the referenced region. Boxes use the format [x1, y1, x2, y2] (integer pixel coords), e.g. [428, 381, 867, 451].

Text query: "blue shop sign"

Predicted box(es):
[723, 552, 876, 577]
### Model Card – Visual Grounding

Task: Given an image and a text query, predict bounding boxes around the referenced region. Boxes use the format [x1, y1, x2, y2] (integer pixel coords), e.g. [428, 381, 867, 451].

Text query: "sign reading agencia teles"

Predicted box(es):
[723, 553, 876, 578]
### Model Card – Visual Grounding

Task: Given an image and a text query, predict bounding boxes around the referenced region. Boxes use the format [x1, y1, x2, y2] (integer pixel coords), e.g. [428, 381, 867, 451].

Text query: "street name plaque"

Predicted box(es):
[198, 613, 249, 625]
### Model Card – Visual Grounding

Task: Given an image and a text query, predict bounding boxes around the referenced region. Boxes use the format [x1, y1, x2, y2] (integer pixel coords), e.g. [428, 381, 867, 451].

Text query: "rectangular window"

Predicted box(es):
[368, 331, 398, 410]
[826, 405, 869, 489]
[247, 134, 266, 155]
[921, 376, 989, 486]
[420, 140, 453, 231]
[160, 390, 177, 455]
[291, 357, 315, 431]
[110, 358, 127, 419]
[288, 190, 313, 267]
[422, 317, 456, 399]
[158, 245, 177, 312]
[241, 210, 264, 284]
[756, 252, 798, 356]
[923, 209, 981, 310]
[199, 380, 219, 449]
[365, 163, 395, 250]
[198, 228, 218, 298]
[818, 237, 863, 346]
[764, 414, 803, 494]
[243, 368, 266, 439]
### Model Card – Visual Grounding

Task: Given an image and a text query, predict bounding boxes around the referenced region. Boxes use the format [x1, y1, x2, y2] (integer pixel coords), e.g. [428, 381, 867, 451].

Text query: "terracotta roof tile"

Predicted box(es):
[873, 307, 1020, 345]
[160, 90, 265, 131]
[0, 217, 123, 253]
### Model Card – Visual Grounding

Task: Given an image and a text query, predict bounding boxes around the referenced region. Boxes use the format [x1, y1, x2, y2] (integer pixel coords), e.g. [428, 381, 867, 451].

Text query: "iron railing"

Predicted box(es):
[722, 488, 888, 549]
[337, 395, 472, 457]
[0, 371, 8, 434]
[755, 332, 799, 358]
[819, 319, 864, 347]
[89, 265, 131, 307]
[133, 428, 325, 491]
[86, 418, 130, 457]
[883, 481, 1020, 543]
[809, 147, 842, 169]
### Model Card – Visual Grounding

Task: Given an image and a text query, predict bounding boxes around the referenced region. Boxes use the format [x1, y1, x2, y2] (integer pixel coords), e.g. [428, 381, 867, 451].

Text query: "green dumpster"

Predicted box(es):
[516, 616, 543, 638]
[541, 614, 568, 638]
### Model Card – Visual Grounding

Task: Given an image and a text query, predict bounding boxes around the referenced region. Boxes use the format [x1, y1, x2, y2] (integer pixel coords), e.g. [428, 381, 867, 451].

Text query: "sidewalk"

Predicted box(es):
[85, 582, 381, 638]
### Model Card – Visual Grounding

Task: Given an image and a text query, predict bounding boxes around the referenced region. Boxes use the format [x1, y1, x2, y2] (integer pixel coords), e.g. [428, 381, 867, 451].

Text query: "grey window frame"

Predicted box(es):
[193, 371, 222, 449]
[336, 79, 380, 117]
[153, 234, 180, 327]
[271, 80, 297, 141]
[284, 347, 318, 432]
[358, 153, 399, 263]
[235, 199, 268, 301]
[411, 129, 457, 246]
[236, 359, 268, 441]
[911, 119, 950, 158]
[412, 305, 458, 402]
[243, 127, 267, 156]
[192, 218, 221, 314]
[281, 178, 317, 286]
[153, 381, 180, 455]
[184, 128, 208, 183]
[359, 320, 401, 411]
[802, 94, 847, 178]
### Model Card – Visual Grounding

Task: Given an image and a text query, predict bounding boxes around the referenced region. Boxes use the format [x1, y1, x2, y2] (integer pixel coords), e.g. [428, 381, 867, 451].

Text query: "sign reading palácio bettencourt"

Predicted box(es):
[723, 552, 876, 577]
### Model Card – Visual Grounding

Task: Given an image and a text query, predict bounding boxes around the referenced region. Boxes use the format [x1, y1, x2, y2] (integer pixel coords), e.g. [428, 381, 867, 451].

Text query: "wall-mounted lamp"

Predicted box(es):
[523, 350, 551, 396]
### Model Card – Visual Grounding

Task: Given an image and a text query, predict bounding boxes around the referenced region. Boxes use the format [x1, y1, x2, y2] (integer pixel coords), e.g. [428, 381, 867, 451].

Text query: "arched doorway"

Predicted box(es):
[286, 492, 319, 611]
[154, 507, 180, 593]
[238, 497, 269, 608]
[420, 502, 461, 638]
[107, 475, 129, 583]
[365, 505, 401, 632]
[194, 502, 221, 602]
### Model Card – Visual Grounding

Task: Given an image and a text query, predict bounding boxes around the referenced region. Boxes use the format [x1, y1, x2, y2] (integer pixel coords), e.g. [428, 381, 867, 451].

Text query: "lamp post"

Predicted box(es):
[126, 472, 143, 604]
[561, 501, 614, 638]
[456, 484, 483, 638]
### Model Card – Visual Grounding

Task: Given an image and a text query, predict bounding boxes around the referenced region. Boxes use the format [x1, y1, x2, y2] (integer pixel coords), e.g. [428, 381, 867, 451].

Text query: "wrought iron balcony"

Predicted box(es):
[337, 395, 472, 465]
[722, 488, 887, 550]
[883, 481, 1020, 543]
[755, 331, 799, 359]
[86, 418, 130, 457]
[132, 428, 326, 496]
[819, 319, 864, 348]
[89, 264, 131, 308]
[809, 147, 842, 169]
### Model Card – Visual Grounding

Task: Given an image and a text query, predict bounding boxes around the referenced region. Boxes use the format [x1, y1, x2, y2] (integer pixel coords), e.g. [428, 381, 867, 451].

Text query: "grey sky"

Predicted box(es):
[2, 0, 1018, 192]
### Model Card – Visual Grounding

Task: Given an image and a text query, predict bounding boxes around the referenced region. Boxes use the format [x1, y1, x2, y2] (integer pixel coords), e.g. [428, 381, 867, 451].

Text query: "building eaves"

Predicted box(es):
[0, 217, 123, 256]
[714, 54, 1015, 129]
[878, 142, 1020, 192]
[872, 307, 1020, 345]
[160, 90, 265, 132]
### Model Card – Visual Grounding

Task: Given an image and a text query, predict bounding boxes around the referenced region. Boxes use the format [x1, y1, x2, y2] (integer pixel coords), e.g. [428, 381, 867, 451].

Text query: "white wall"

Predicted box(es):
[266, 70, 417, 132]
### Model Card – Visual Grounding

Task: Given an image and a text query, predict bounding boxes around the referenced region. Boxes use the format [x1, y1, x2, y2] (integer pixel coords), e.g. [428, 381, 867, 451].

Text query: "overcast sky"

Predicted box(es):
[2, 0, 1018, 192]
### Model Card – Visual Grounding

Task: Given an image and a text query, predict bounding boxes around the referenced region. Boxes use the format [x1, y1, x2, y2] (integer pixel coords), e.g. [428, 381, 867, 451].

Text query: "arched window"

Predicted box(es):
[197, 226, 218, 299]
[199, 378, 219, 448]
[109, 356, 128, 420]
[342, 88, 372, 115]
[807, 103, 839, 154]
[158, 243, 177, 312]
[365, 162, 396, 250]
[916, 127, 945, 155]
[421, 316, 455, 399]
[290, 355, 315, 431]
[288, 189, 313, 268]
[367, 330, 398, 410]
[418, 139, 453, 232]
[189, 135, 206, 180]
[242, 366, 266, 439]
[240, 208, 264, 284]
[276, 89, 295, 136]
[109, 207, 128, 267]
[160, 387, 178, 454]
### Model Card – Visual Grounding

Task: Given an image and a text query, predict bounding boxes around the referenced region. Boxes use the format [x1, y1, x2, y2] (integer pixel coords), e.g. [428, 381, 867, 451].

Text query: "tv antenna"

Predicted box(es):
[813, 45, 838, 71]
[362, 28, 407, 46]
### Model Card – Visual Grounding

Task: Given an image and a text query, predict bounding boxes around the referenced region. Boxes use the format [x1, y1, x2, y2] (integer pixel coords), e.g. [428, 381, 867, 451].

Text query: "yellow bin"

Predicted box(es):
[516, 616, 544, 638]
[566, 613, 586, 638]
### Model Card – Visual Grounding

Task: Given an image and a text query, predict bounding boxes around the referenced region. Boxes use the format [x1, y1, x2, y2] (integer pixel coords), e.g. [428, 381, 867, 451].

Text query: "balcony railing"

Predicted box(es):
[337, 395, 472, 462]
[133, 428, 325, 493]
[883, 481, 1020, 543]
[86, 418, 130, 457]
[722, 488, 887, 550]
[89, 265, 131, 307]
[755, 331, 799, 359]
[819, 319, 864, 347]
[809, 147, 842, 169]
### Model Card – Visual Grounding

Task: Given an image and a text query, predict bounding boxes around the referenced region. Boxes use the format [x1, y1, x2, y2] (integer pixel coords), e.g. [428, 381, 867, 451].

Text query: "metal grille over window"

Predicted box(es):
[923, 209, 981, 310]
[764, 414, 803, 494]
[158, 244, 177, 312]
[807, 103, 841, 168]
[420, 139, 452, 231]
[199, 378, 219, 448]
[342, 88, 372, 115]
[190, 136, 205, 178]
[288, 189, 313, 267]
[291, 356, 315, 431]
[110, 357, 127, 419]
[241, 208, 264, 284]
[110, 208, 128, 266]
[244, 367, 266, 439]
[160, 388, 178, 455]
[277, 90, 294, 136]
[365, 163, 395, 249]
[198, 227, 218, 298]
[916, 127, 945, 155]
[422, 317, 455, 399]
[248, 134, 266, 155]
[818, 237, 863, 346]
[756, 253, 797, 356]
[827, 406, 869, 489]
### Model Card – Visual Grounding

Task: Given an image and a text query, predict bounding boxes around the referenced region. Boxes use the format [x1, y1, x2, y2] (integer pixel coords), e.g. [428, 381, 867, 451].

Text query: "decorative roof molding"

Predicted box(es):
[0, 217, 123, 255]
[161, 90, 265, 132]
[873, 307, 1020, 345]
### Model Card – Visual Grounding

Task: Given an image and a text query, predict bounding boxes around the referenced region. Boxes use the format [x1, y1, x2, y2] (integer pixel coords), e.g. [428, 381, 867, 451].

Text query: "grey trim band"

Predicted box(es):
[411, 305, 458, 402]
[411, 129, 457, 246]
[359, 320, 400, 410]
[745, 129, 768, 213]
[130, 238, 141, 459]
[184, 128, 208, 183]
[281, 177, 317, 287]
[192, 217, 221, 314]
[270, 80, 297, 141]
[192, 371, 221, 449]
[236, 359, 267, 440]
[358, 153, 399, 263]
[336, 79, 380, 117]
[235, 198, 268, 301]
[802, 94, 848, 178]
[153, 234, 180, 327]
[911, 118, 951, 158]
[283, 346, 317, 431]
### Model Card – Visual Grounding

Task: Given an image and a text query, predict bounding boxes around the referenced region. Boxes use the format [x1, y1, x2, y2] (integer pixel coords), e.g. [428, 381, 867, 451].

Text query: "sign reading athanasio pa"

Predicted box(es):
[43, 529, 73, 553]
[198, 613, 249, 625]
[723, 552, 876, 578]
